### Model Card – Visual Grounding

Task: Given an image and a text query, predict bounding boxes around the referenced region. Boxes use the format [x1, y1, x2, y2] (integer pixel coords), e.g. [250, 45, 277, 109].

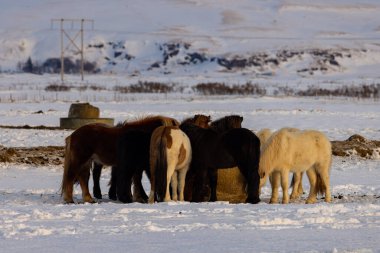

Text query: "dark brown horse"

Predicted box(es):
[181, 115, 261, 204]
[183, 114, 242, 200]
[61, 115, 179, 203]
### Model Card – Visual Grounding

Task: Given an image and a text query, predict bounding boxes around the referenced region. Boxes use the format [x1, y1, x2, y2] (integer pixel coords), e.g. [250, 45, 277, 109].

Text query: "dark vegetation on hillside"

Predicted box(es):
[44, 81, 380, 99]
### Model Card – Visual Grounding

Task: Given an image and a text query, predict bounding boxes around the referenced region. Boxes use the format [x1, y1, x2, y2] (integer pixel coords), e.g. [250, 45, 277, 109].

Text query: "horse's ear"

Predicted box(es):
[173, 119, 180, 126]
[239, 116, 243, 122]
[207, 115, 211, 122]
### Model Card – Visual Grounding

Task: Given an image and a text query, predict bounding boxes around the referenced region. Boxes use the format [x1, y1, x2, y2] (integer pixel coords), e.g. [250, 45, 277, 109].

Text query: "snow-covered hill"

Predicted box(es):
[1, 0, 380, 82]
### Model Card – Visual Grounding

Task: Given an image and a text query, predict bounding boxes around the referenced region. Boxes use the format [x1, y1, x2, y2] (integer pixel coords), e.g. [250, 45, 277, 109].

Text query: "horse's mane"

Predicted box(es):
[211, 115, 243, 132]
[122, 115, 178, 128]
[260, 129, 286, 175]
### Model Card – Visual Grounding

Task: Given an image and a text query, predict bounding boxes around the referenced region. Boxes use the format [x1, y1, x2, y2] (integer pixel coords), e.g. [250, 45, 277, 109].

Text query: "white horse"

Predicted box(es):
[258, 128, 305, 202]
[259, 128, 332, 204]
[149, 126, 192, 203]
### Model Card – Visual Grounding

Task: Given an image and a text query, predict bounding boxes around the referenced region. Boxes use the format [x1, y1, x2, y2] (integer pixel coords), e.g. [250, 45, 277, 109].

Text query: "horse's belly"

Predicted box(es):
[291, 159, 314, 172]
[91, 154, 115, 166]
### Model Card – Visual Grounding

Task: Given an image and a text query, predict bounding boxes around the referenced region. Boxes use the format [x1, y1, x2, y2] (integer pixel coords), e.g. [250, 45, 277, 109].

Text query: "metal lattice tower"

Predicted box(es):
[51, 19, 94, 82]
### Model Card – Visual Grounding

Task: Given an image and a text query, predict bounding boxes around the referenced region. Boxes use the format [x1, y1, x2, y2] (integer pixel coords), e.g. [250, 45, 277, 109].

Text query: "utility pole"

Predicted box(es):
[51, 18, 94, 82]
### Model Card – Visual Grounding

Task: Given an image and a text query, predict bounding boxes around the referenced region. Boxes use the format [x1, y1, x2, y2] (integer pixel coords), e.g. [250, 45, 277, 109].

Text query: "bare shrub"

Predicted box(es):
[114, 81, 173, 93]
[45, 84, 71, 92]
[193, 82, 266, 96]
[298, 84, 380, 98]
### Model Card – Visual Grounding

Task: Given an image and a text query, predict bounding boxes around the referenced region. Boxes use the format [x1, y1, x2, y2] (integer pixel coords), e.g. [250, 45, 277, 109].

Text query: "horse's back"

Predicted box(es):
[279, 129, 331, 169]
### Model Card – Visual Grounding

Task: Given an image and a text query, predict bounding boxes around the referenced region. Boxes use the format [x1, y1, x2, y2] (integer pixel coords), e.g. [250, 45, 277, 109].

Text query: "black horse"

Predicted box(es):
[109, 129, 152, 203]
[91, 124, 152, 203]
[181, 119, 261, 204]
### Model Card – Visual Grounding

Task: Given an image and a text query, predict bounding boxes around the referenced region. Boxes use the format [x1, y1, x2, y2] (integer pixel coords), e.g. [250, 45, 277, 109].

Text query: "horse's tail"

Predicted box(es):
[315, 135, 332, 196]
[152, 127, 169, 202]
[61, 135, 72, 196]
[315, 173, 326, 196]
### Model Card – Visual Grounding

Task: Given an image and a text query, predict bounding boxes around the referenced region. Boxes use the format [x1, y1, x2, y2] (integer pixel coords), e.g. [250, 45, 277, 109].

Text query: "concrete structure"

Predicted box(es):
[60, 103, 114, 129]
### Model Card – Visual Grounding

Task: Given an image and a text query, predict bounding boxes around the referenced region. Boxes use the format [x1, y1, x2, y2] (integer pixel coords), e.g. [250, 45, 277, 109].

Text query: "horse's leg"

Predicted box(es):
[62, 166, 76, 204]
[297, 172, 305, 196]
[92, 162, 103, 199]
[290, 172, 302, 201]
[170, 171, 178, 201]
[192, 168, 209, 202]
[78, 166, 96, 203]
[208, 168, 218, 202]
[269, 171, 281, 204]
[132, 171, 149, 203]
[116, 167, 134, 203]
[306, 169, 318, 204]
[148, 166, 156, 204]
[184, 169, 195, 201]
[259, 176, 267, 195]
[177, 167, 188, 201]
[316, 165, 332, 203]
[237, 162, 260, 204]
[280, 169, 290, 204]
[108, 166, 117, 200]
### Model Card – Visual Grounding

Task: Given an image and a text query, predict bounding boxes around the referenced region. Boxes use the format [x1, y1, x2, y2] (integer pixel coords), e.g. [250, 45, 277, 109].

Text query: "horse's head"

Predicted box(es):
[211, 114, 243, 132]
[181, 114, 210, 128]
[226, 115, 243, 129]
[193, 114, 211, 128]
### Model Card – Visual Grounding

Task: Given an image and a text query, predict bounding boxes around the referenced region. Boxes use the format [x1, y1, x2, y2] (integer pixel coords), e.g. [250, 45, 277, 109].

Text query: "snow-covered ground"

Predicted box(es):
[1, 0, 380, 252]
[0, 97, 379, 253]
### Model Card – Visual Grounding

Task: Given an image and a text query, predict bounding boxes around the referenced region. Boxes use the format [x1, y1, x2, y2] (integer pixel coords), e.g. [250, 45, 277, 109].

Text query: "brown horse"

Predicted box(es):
[61, 115, 179, 203]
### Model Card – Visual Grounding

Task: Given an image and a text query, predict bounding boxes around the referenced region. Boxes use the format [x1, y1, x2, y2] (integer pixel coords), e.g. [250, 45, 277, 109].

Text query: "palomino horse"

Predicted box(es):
[148, 126, 192, 203]
[259, 128, 332, 204]
[181, 116, 261, 204]
[61, 115, 178, 203]
[257, 128, 304, 202]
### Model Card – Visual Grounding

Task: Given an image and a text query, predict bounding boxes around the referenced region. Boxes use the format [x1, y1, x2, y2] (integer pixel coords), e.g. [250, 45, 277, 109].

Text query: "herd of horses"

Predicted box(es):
[61, 114, 332, 205]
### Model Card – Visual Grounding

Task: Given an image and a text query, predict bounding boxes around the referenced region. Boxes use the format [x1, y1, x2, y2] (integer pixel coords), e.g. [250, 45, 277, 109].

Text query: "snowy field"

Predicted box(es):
[0, 96, 379, 253]
[1, 0, 380, 252]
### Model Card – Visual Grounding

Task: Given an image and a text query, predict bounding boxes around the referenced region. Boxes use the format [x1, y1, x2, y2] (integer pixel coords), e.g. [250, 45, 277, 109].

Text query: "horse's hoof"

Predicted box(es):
[134, 197, 148, 203]
[269, 198, 278, 204]
[118, 196, 133, 203]
[305, 199, 316, 204]
[247, 197, 260, 204]
[63, 196, 75, 204]
[94, 192, 102, 200]
[108, 191, 117, 201]
[84, 197, 96, 204]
